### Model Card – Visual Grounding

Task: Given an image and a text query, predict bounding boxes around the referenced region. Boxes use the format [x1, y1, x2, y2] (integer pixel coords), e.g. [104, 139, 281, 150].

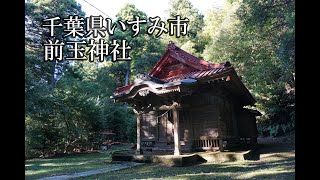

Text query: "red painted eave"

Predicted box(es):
[149, 42, 222, 78]
[114, 84, 134, 95]
[112, 42, 256, 106]
[148, 50, 170, 77]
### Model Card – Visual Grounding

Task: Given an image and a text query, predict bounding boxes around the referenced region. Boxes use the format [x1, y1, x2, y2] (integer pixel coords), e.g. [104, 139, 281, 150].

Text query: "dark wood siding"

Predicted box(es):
[190, 106, 220, 139]
[141, 111, 157, 140]
[157, 111, 174, 143]
[141, 88, 257, 150]
[180, 93, 238, 141]
[237, 109, 258, 138]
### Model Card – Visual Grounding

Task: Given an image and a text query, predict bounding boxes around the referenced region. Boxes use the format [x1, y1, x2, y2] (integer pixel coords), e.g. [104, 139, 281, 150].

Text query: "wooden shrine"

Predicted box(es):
[111, 42, 260, 155]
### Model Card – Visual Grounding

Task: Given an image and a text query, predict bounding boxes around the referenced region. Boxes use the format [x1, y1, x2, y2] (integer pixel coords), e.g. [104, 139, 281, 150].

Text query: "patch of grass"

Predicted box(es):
[25, 144, 130, 180]
[76, 144, 295, 180]
[26, 143, 295, 180]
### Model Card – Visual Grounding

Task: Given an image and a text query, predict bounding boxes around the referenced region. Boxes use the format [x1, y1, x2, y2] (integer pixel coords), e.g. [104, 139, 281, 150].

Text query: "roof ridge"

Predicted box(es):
[168, 41, 230, 69]
[168, 41, 209, 70]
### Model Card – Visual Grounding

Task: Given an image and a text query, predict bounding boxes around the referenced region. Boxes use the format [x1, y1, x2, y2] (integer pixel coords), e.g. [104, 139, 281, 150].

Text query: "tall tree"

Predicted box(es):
[164, 0, 204, 56]
[25, 0, 85, 94]
[237, 0, 295, 136]
[109, 3, 166, 85]
[25, 0, 88, 157]
[200, 0, 295, 136]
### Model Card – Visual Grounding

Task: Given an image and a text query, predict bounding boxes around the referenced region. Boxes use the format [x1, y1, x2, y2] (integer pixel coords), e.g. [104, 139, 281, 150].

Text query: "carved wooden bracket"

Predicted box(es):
[138, 89, 150, 96]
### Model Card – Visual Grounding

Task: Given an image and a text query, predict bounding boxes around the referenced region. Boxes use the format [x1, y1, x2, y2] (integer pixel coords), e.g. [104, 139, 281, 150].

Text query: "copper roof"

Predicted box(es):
[112, 42, 256, 106]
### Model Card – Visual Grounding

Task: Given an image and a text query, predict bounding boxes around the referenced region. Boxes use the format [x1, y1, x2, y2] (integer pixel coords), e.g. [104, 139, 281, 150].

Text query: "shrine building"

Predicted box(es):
[111, 42, 260, 155]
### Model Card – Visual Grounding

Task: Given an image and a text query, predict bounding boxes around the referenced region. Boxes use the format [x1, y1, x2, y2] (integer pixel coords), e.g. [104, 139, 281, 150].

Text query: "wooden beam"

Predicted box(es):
[173, 104, 180, 156]
[155, 103, 181, 111]
[136, 112, 143, 154]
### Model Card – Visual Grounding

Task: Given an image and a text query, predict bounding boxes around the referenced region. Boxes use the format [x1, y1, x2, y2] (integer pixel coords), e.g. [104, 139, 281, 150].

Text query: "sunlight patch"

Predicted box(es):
[235, 167, 295, 179]
[40, 162, 88, 166]
[25, 169, 52, 175]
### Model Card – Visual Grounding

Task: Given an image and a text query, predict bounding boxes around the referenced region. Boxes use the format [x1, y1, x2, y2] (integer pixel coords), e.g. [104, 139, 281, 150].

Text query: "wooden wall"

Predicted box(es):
[141, 110, 174, 143]
[157, 111, 174, 143]
[237, 109, 258, 138]
[180, 92, 238, 143]
[141, 111, 157, 140]
[140, 91, 257, 149]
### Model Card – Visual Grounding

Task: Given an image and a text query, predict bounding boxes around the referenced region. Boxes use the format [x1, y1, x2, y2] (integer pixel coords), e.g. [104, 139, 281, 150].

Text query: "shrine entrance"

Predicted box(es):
[157, 111, 174, 144]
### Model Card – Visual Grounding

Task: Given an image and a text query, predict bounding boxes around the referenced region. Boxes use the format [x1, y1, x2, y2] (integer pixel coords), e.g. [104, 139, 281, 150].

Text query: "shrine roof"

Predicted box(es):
[112, 42, 256, 106]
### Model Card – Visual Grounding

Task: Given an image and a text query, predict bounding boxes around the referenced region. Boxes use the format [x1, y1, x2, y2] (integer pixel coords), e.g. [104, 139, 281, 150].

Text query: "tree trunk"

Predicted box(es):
[51, 60, 56, 95]
[125, 61, 130, 86]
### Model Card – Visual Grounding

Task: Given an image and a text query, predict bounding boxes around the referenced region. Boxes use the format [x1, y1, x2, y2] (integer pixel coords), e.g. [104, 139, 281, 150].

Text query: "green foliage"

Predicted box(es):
[200, 0, 295, 136]
[163, 0, 204, 56]
[25, 1, 137, 158]
[25, 0, 87, 158]
[25, 0, 295, 159]
[110, 3, 166, 85]
[126, 115, 137, 143]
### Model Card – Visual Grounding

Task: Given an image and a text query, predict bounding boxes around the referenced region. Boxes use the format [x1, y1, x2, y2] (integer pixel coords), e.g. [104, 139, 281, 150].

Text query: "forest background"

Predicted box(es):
[25, 0, 295, 158]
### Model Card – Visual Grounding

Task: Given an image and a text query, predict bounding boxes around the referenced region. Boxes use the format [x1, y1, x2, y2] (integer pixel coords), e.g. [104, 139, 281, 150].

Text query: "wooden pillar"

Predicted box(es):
[218, 109, 224, 152]
[136, 112, 143, 154]
[219, 139, 224, 152]
[231, 103, 238, 138]
[173, 104, 180, 156]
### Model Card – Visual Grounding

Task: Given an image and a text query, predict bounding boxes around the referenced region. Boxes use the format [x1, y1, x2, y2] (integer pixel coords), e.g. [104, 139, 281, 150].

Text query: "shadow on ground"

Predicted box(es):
[78, 140, 295, 180]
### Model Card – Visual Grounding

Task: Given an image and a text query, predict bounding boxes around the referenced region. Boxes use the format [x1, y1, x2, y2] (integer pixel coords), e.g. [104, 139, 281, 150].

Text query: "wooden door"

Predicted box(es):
[166, 111, 174, 143]
[158, 114, 167, 142]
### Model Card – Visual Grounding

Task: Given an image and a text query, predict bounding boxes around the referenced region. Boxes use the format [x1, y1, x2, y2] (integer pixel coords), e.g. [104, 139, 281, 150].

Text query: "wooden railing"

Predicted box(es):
[142, 140, 155, 147]
[192, 138, 220, 150]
